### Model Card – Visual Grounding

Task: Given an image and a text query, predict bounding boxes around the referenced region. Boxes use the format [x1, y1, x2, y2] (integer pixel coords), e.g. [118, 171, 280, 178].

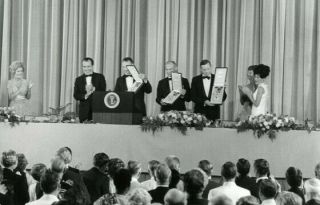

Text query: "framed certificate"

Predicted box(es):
[210, 67, 228, 104]
[163, 90, 181, 104]
[126, 65, 143, 93]
[171, 72, 182, 91]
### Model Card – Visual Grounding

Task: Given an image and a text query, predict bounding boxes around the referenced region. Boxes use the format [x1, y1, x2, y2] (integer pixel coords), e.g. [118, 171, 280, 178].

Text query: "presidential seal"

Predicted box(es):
[104, 92, 120, 109]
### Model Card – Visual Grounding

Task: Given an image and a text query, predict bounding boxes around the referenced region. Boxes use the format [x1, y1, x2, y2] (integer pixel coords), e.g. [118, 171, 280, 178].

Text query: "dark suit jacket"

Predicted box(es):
[114, 76, 152, 116]
[236, 175, 259, 198]
[82, 167, 110, 204]
[2, 168, 29, 205]
[288, 187, 305, 204]
[202, 179, 220, 199]
[169, 169, 181, 189]
[191, 74, 227, 121]
[187, 197, 208, 205]
[306, 199, 320, 205]
[148, 186, 170, 204]
[156, 77, 191, 112]
[73, 73, 106, 122]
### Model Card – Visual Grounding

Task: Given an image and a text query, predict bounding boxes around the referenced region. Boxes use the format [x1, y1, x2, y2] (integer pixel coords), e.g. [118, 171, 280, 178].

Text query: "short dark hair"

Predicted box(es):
[221, 162, 237, 180]
[198, 160, 213, 177]
[155, 164, 171, 184]
[113, 169, 132, 194]
[40, 169, 60, 194]
[248, 65, 257, 71]
[259, 179, 277, 199]
[127, 160, 141, 176]
[16, 153, 28, 172]
[183, 169, 204, 195]
[200, 59, 211, 66]
[148, 160, 160, 177]
[108, 158, 125, 178]
[237, 158, 250, 176]
[286, 167, 303, 188]
[82, 57, 94, 65]
[254, 159, 270, 177]
[122, 57, 134, 64]
[93, 153, 109, 168]
[254, 64, 270, 79]
[31, 163, 47, 181]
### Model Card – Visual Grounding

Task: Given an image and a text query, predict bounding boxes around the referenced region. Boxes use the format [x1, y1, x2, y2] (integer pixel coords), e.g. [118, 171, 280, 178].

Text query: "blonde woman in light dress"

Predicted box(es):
[7, 61, 33, 116]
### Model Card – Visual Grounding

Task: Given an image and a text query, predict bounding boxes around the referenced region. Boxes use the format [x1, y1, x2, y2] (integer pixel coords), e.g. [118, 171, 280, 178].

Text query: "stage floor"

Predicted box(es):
[0, 123, 319, 178]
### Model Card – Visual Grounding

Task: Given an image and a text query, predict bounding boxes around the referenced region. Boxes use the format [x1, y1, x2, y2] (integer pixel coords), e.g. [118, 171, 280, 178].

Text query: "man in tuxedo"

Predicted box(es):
[148, 164, 171, 204]
[156, 61, 191, 112]
[198, 160, 220, 199]
[191, 59, 227, 121]
[73, 57, 106, 123]
[235, 158, 258, 198]
[114, 57, 152, 117]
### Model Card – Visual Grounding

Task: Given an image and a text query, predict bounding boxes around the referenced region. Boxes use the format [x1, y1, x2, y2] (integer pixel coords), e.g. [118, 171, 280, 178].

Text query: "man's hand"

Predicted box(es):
[204, 100, 215, 106]
[85, 84, 93, 93]
[139, 73, 148, 83]
[0, 184, 8, 195]
[179, 89, 186, 96]
[160, 99, 167, 106]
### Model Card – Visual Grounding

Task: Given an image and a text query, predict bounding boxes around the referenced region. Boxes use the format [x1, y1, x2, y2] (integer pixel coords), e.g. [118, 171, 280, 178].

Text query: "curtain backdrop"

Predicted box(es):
[0, 0, 319, 122]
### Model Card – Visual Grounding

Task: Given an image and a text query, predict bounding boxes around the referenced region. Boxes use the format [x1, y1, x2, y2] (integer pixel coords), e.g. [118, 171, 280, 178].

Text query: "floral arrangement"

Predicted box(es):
[141, 110, 210, 135]
[236, 113, 297, 140]
[0, 107, 21, 126]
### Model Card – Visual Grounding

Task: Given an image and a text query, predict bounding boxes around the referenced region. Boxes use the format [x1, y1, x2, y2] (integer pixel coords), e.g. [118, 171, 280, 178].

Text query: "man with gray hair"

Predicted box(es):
[164, 188, 187, 205]
[305, 178, 320, 205]
[156, 61, 191, 112]
[149, 163, 172, 204]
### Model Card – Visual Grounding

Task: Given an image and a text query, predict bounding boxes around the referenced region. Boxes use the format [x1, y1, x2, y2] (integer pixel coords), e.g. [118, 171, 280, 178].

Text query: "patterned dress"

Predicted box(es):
[7, 79, 32, 116]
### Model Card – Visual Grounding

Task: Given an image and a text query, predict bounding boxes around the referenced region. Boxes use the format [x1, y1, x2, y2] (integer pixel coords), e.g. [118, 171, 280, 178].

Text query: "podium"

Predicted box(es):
[92, 91, 143, 124]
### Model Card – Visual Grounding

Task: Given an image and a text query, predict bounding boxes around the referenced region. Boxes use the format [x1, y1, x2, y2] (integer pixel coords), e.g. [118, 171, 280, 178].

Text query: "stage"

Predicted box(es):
[0, 123, 319, 178]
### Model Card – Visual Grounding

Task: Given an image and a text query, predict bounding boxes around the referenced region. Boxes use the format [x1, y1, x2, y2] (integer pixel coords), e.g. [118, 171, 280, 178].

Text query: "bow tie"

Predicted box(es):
[202, 76, 211, 80]
[124, 74, 132, 78]
[85, 74, 93, 77]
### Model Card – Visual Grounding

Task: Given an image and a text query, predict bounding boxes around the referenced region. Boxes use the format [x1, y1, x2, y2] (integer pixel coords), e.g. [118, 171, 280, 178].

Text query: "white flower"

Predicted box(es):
[263, 122, 268, 126]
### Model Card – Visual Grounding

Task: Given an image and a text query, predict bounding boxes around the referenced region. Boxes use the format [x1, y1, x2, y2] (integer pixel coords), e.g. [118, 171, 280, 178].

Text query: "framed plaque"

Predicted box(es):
[210, 67, 228, 104]
[171, 72, 182, 91]
[163, 90, 181, 104]
[126, 65, 143, 93]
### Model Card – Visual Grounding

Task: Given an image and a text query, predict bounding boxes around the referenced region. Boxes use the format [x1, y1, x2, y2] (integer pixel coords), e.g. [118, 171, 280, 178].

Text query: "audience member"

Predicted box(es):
[15, 153, 36, 186]
[82, 153, 110, 204]
[285, 167, 305, 203]
[94, 168, 131, 205]
[315, 163, 320, 180]
[236, 195, 259, 205]
[198, 160, 220, 199]
[56, 181, 91, 205]
[235, 159, 258, 198]
[275, 191, 302, 205]
[127, 188, 152, 205]
[0, 165, 12, 205]
[258, 179, 277, 205]
[209, 194, 233, 205]
[304, 178, 320, 205]
[128, 160, 142, 191]
[208, 162, 250, 205]
[108, 158, 125, 194]
[184, 169, 208, 205]
[149, 163, 171, 204]
[141, 160, 160, 191]
[29, 163, 47, 201]
[164, 189, 187, 205]
[165, 155, 184, 190]
[1, 150, 29, 205]
[26, 169, 60, 205]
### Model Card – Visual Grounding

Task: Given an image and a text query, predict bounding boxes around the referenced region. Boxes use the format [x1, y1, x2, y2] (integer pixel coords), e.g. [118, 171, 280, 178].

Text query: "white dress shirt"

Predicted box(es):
[86, 76, 92, 85]
[126, 76, 134, 91]
[261, 199, 276, 205]
[208, 181, 250, 205]
[26, 194, 59, 205]
[129, 177, 142, 192]
[141, 177, 157, 191]
[168, 79, 173, 91]
[202, 77, 211, 97]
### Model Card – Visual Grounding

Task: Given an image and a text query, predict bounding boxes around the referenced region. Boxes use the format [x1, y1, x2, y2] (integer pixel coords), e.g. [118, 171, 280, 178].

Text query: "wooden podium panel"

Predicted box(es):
[92, 91, 142, 124]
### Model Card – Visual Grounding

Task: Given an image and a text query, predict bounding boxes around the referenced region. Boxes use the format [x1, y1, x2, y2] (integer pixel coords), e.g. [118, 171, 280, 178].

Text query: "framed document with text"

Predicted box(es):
[210, 67, 228, 104]
[126, 65, 143, 93]
[171, 72, 182, 91]
[163, 90, 181, 104]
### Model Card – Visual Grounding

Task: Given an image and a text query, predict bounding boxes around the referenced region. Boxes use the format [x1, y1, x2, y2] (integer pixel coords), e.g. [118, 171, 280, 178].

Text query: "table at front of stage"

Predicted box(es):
[0, 123, 319, 178]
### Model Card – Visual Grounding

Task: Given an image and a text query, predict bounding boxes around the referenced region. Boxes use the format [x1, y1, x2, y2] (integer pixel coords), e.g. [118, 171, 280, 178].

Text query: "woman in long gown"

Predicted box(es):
[7, 61, 33, 117]
[238, 65, 257, 120]
[240, 64, 270, 116]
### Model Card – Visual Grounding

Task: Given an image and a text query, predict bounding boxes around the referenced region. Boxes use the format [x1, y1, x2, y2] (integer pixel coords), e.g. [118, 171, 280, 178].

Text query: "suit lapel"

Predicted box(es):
[165, 78, 171, 93]
[199, 75, 207, 98]
[122, 76, 128, 91]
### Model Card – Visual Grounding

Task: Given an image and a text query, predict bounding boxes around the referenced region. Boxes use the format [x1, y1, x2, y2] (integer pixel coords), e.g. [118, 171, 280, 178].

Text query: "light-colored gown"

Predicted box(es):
[7, 79, 32, 116]
[251, 83, 268, 116]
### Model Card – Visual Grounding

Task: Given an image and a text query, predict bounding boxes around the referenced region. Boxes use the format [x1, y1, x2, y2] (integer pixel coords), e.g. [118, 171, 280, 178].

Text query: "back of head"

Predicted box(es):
[236, 196, 260, 205]
[31, 163, 47, 181]
[127, 188, 152, 205]
[40, 169, 60, 194]
[148, 160, 160, 177]
[127, 160, 141, 177]
[108, 158, 125, 179]
[236, 158, 250, 177]
[93, 153, 109, 169]
[304, 178, 320, 201]
[1, 150, 17, 168]
[276, 191, 302, 205]
[198, 160, 213, 177]
[286, 167, 303, 188]
[113, 168, 132, 194]
[16, 153, 28, 171]
[209, 194, 233, 205]
[59, 182, 91, 205]
[254, 159, 270, 177]
[165, 155, 180, 171]
[51, 156, 67, 174]
[253, 64, 270, 79]
[56, 147, 72, 164]
[164, 188, 186, 205]
[155, 164, 171, 185]
[183, 169, 205, 196]
[259, 179, 277, 200]
[221, 162, 237, 181]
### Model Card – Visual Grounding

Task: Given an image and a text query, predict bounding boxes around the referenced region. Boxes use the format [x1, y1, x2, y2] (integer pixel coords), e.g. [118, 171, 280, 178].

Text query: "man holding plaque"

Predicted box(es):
[191, 60, 227, 121]
[114, 57, 152, 116]
[156, 61, 191, 112]
[73, 57, 106, 122]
